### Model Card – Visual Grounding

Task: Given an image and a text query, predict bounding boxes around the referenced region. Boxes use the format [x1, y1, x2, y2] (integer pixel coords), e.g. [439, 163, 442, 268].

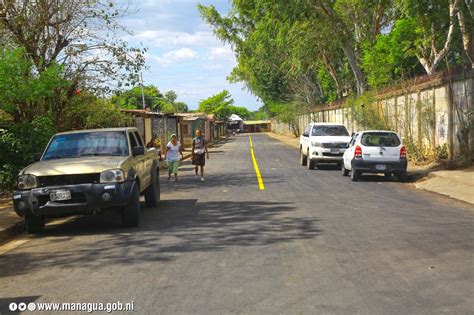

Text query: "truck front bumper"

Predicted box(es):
[309, 147, 346, 162]
[12, 181, 134, 218]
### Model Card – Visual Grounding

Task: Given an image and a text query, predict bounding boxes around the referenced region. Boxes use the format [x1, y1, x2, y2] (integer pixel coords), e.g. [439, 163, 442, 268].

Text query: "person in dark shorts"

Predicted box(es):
[192, 129, 209, 181]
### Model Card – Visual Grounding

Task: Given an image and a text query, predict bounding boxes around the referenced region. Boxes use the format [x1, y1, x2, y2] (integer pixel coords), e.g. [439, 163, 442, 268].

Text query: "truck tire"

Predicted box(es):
[144, 169, 160, 208]
[24, 214, 44, 234]
[122, 184, 140, 227]
[300, 148, 307, 166]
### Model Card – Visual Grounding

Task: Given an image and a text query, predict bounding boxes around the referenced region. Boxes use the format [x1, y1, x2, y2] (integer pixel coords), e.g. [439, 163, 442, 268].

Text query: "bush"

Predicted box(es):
[0, 115, 55, 191]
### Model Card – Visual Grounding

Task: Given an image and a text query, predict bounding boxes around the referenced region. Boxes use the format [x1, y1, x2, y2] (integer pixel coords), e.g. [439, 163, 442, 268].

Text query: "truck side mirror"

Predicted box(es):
[33, 153, 42, 162]
[302, 132, 309, 137]
[132, 146, 145, 156]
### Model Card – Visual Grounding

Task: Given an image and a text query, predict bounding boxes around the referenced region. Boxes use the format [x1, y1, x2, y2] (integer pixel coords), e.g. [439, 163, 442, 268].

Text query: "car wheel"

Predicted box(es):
[350, 168, 360, 181]
[24, 214, 44, 234]
[144, 169, 160, 208]
[397, 171, 408, 183]
[122, 183, 140, 227]
[300, 148, 307, 166]
[341, 163, 349, 176]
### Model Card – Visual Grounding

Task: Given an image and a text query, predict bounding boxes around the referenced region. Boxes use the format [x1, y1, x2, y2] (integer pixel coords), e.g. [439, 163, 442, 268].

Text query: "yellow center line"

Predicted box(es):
[249, 135, 265, 190]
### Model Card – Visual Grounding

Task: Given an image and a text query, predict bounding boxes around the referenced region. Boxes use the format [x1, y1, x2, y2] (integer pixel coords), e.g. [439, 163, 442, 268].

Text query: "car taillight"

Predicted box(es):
[400, 146, 407, 159]
[354, 145, 362, 158]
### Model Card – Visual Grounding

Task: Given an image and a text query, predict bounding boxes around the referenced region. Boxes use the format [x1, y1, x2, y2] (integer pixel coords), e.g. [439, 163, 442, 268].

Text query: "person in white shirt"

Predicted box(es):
[164, 134, 183, 182]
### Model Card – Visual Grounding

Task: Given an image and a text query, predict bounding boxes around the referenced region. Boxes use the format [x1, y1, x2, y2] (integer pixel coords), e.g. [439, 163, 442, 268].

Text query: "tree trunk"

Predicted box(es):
[457, 1, 473, 67]
[418, 0, 458, 74]
[312, 0, 367, 94]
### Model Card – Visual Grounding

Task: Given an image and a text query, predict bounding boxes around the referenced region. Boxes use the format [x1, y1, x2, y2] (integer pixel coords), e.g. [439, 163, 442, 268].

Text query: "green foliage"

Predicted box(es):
[228, 106, 251, 119]
[111, 86, 188, 113]
[64, 93, 132, 130]
[0, 115, 56, 191]
[346, 93, 389, 130]
[198, 90, 234, 120]
[0, 48, 68, 121]
[362, 18, 422, 88]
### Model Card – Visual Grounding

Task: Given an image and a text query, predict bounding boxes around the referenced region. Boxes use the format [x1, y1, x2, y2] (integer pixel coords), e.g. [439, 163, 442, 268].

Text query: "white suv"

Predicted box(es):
[341, 130, 408, 182]
[300, 123, 351, 169]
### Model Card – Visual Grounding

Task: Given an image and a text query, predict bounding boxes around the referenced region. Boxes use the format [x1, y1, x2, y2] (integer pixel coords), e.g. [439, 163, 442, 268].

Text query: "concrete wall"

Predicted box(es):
[272, 70, 473, 159]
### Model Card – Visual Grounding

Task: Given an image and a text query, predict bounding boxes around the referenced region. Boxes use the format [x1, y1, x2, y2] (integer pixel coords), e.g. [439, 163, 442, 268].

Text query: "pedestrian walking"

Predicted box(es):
[164, 134, 183, 182]
[192, 129, 209, 181]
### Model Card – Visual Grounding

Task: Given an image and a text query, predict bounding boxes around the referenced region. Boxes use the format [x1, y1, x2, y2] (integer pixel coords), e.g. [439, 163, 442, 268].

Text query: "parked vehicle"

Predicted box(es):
[341, 130, 408, 182]
[299, 123, 351, 169]
[12, 127, 161, 234]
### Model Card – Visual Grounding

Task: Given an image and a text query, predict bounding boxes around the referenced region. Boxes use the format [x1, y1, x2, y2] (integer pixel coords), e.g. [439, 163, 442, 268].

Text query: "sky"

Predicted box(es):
[120, 0, 261, 111]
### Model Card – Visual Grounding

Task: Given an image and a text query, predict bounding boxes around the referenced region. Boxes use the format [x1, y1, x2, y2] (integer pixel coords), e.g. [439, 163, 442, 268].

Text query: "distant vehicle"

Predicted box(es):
[341, 130, 407, 182]
[299, 123, 351, 169]
[12, 127, 161, 234]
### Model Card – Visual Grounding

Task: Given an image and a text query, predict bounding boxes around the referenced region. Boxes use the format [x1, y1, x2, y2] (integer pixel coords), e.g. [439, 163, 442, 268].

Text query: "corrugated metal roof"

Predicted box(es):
[243, 120, 271, 125]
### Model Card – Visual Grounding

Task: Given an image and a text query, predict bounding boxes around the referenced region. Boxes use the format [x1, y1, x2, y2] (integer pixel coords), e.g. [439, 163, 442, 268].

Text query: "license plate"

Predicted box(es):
[330, 148, 339, 154]
[375, 164, 386, 171]
[50, 190, 71, 201]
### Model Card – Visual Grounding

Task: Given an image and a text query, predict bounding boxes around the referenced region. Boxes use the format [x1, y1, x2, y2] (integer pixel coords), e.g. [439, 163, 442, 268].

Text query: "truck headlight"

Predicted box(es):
[311, 142, 321, 147]
[17, 174, 38, 190]
[100, 169, 125, 183]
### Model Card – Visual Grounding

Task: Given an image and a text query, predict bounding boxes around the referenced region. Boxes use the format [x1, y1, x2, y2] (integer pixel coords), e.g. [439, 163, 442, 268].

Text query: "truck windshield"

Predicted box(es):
[361, 132, 401, 147]
[42, 131, 129, 160]
[312, 125, 349, 136]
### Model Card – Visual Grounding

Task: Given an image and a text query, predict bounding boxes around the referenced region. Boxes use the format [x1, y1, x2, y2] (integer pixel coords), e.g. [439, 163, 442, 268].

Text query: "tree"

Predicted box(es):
[396, 0, 460, 74]
[362, 18, 423, 88]
[111, 85, 163, 110]
[228, 106, 251, 119]
[164, 90, 178, 104]
[198, 90, 234, 120]
[0, 48, 68, 122]
[0, 0, 146, 97]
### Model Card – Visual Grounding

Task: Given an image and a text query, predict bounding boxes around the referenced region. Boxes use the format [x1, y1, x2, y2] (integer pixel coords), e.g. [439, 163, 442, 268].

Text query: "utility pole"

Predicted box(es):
[140, 72, 146, 109]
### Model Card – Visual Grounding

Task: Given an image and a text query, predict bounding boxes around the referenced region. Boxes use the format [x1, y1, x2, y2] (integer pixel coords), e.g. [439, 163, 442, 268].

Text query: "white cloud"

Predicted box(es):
[208, 47, 235, 61]
[147, 48, 199, 65]
[131, 30, 219, 47]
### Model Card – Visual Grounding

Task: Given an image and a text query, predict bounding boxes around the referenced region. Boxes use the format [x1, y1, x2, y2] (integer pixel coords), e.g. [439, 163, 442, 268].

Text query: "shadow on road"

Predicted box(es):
[0, 199, 322, 278]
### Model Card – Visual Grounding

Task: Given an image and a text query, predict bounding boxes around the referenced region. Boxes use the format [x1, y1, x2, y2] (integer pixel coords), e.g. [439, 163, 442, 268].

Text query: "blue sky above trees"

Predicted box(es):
[121, 0, 261, 111]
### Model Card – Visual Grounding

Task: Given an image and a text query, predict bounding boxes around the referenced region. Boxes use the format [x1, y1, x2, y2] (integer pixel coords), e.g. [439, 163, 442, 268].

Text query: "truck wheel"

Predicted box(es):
[300, 148, 307, 166]
[122, 184, 140, 227]
[24, 214, 44, 234]
[144, 169, 160, 208]
[341, 163, 349, 176]
[350, 168, 360, 181]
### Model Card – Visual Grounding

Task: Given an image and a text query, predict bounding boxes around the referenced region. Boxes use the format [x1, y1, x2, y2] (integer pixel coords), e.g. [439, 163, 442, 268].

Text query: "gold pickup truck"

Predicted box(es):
[12, 127, 161, 233]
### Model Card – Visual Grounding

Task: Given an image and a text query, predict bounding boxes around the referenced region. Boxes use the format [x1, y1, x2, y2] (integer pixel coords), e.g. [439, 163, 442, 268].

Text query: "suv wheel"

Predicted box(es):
[122, 184, 140, 227]
[300, 148, 307, 166]
[341, 163, 349, 176]
[350, 168, 360, 181]
[24, 214, 45, 234]
[144, 169, 160, 208]
[307, 150, 315, 170]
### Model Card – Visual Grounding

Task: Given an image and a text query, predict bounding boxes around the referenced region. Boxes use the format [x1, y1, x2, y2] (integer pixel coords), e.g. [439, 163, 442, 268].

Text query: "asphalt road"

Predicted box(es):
[0, 134, 473, 314]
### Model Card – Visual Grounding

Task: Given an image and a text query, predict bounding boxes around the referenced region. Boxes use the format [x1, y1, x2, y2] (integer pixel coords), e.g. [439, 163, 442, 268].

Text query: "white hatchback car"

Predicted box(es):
[341, 130, 408, 182]
[300, 123, 351, 169]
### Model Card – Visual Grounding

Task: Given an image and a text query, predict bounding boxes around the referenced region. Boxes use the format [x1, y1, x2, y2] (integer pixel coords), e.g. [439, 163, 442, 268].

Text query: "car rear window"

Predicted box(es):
[360, 132, 401, 147]
[312, 125, 349, 136]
